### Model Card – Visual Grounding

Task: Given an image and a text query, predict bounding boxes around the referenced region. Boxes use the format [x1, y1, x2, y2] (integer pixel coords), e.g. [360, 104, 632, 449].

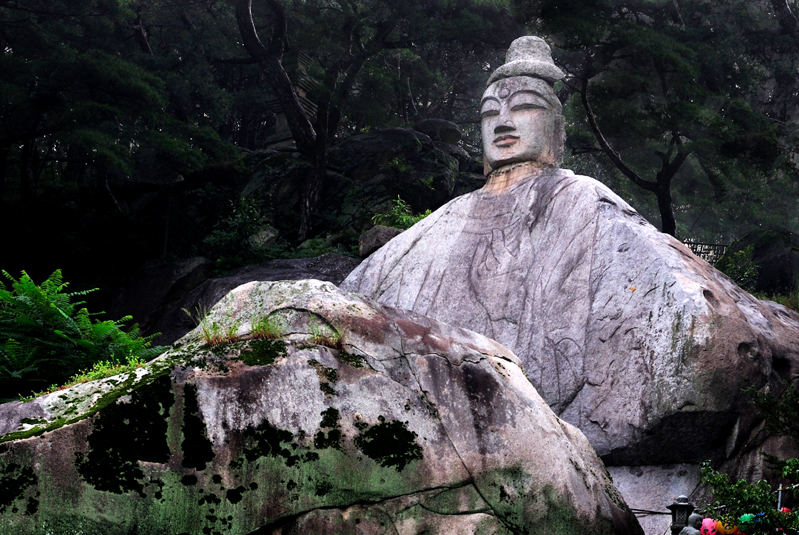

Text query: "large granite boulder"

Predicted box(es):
[342, 166, 799, 531]
[150, 253, 361, 344]
[359, 225, 404, 258]
[413, 119, 462, 144]
[0, 280, 641, 535]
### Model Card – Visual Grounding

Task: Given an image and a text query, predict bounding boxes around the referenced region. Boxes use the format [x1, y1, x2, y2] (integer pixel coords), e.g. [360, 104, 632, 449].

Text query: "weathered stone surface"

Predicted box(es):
[342, 167, 799, 468]
[487, 36, 565, 86]
[453, 171, 488, 197]
[436, 141, 481, 173]
[151, 253, 361, 344]
[0, 280, 641, 535]
[359, 225, 404, 258]
[247, 224, 279, 254]
[608, 465, 702, 535]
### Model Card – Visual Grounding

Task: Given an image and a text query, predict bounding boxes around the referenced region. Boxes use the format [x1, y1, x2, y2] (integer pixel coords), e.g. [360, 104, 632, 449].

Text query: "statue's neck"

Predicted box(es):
[483, 161, 552, 194]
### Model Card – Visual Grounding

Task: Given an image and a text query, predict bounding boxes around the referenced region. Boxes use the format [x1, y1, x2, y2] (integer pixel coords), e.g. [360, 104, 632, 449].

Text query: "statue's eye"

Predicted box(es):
[511, 102, 544, 112]
[481, 108, 500, 118]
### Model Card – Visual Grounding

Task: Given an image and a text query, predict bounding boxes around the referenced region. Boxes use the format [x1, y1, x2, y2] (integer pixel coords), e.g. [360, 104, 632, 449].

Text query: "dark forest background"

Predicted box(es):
[2, 0, 799, 311]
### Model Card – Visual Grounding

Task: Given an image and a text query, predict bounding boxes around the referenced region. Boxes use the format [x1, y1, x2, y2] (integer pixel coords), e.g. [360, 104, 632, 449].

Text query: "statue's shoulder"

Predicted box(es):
[556, 168, 636, 209]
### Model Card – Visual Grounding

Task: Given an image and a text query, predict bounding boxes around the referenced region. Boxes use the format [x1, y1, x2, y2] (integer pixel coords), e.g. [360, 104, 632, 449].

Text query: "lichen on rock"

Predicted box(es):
[0, 280, 641, 534]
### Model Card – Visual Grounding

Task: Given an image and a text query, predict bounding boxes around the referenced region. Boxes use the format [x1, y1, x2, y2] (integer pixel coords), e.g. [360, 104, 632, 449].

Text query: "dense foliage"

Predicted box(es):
[522, 0, 799, 240]
[701, 385, 799, 533]
[0, 0, 798, 312]
[717, 246, 760, 292]
[0, 270, 163, 400]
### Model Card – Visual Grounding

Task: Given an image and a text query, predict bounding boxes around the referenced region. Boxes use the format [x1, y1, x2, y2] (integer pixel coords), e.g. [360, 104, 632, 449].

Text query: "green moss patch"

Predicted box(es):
[0, 461, 37, 514]
[0, 346, 191, 445]
[238, 339, 287, 366]
[309, 359, 338, 397]
[308, 359, 337, 382]
[230, 418, 300, 469]
[336, 351, 366, 368]
[19, 418, 45, 426]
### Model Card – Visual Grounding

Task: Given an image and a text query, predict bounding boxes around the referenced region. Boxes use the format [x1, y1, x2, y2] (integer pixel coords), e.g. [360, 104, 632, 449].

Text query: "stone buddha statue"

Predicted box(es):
[342, 37, 799, 534]
[479, 36, 565, 184]
[344, 36, 607, 420]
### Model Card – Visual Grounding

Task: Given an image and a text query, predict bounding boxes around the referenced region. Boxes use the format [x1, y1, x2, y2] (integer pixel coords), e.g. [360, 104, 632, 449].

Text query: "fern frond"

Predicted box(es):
[67, 288, 99, 298]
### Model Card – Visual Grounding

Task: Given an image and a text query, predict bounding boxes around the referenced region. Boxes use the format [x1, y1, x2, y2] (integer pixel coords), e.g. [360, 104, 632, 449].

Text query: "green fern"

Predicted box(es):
[0, 270, 165, 399]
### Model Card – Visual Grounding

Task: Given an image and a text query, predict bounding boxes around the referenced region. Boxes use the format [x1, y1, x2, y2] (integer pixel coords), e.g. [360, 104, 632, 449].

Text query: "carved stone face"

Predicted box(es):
[480, 76, 564, 171]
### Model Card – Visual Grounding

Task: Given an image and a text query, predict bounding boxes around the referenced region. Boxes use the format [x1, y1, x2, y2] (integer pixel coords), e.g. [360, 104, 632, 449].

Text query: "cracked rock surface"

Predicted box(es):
[342, 169, 799, 531]
[0, 280, 641, 535]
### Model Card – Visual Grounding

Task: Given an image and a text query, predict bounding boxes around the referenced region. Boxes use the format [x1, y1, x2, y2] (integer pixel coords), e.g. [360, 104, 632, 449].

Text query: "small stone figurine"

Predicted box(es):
[678, 513, 703, 535]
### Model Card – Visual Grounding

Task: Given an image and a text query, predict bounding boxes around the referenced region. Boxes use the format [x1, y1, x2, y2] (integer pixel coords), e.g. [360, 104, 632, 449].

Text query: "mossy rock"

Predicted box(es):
[0, 280, 641, 535]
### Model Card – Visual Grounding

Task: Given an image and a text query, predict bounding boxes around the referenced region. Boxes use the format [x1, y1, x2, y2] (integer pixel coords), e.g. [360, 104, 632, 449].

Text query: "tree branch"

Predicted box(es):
[264, 0, 288, 53]
[771, 0, 799, 41]
[698, 158, 727, 202]
[180, 11, 196, 31]
[580, 75, 658, 192]
[0, 125, 63, 147]
[670, 0, 685, 27]
[133, 15, 154, 56]
[659, 135, 692, 184]
[235, 0, 316, 153]
[571, 147, 604, 156]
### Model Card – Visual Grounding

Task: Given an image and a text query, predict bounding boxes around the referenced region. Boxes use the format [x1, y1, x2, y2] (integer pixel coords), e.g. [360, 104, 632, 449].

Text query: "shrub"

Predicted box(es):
[0, 270, 163, 399]
[700, 385, 799, 533]
[371, 196, 431, 230]
[769, 291, 799, 312]
[717, 245, 759, 291]
[201, 197, 269, 272]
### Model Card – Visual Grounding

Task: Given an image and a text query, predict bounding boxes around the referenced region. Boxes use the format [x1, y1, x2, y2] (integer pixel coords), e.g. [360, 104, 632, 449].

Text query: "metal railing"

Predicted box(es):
[682, 239, 728, 266]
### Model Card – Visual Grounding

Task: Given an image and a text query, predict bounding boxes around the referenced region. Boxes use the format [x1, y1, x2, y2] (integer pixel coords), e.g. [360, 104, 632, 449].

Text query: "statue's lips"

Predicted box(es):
[494, 135, 519, 147]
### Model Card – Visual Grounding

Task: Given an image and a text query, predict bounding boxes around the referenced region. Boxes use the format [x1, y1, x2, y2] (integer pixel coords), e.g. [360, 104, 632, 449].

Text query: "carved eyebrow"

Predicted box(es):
[480, 96, 500, 107]
[508, 89, 550, 103]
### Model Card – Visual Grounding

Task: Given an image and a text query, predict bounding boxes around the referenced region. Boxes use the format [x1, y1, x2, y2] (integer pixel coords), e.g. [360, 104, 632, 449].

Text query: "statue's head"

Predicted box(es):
[688, 513, 703, 529]
[481, 36, 565, 174]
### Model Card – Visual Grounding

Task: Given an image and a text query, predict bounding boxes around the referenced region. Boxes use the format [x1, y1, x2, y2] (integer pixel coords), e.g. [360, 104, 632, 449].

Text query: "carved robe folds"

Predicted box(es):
[343, 167, 799, 465]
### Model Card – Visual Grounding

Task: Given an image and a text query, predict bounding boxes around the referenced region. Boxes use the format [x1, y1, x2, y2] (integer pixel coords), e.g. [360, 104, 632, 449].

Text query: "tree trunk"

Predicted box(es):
[299, 148, 328, 241]
[655, 185, 676, 237]
[771, 0, 799, 41]
[581, 73, 692, 237]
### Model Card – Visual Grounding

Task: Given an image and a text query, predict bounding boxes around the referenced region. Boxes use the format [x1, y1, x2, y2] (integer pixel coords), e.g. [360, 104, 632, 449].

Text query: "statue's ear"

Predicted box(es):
[483, 156, 492, 176]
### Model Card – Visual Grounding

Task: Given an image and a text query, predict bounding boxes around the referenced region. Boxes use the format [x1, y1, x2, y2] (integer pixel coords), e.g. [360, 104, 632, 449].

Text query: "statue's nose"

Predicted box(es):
[494, 119, 516, 134]
[494, 105, 516, 133]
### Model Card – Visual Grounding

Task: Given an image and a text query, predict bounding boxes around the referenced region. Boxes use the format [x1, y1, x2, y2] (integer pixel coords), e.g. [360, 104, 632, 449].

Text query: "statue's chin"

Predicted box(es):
[485, 156, 556, 176]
